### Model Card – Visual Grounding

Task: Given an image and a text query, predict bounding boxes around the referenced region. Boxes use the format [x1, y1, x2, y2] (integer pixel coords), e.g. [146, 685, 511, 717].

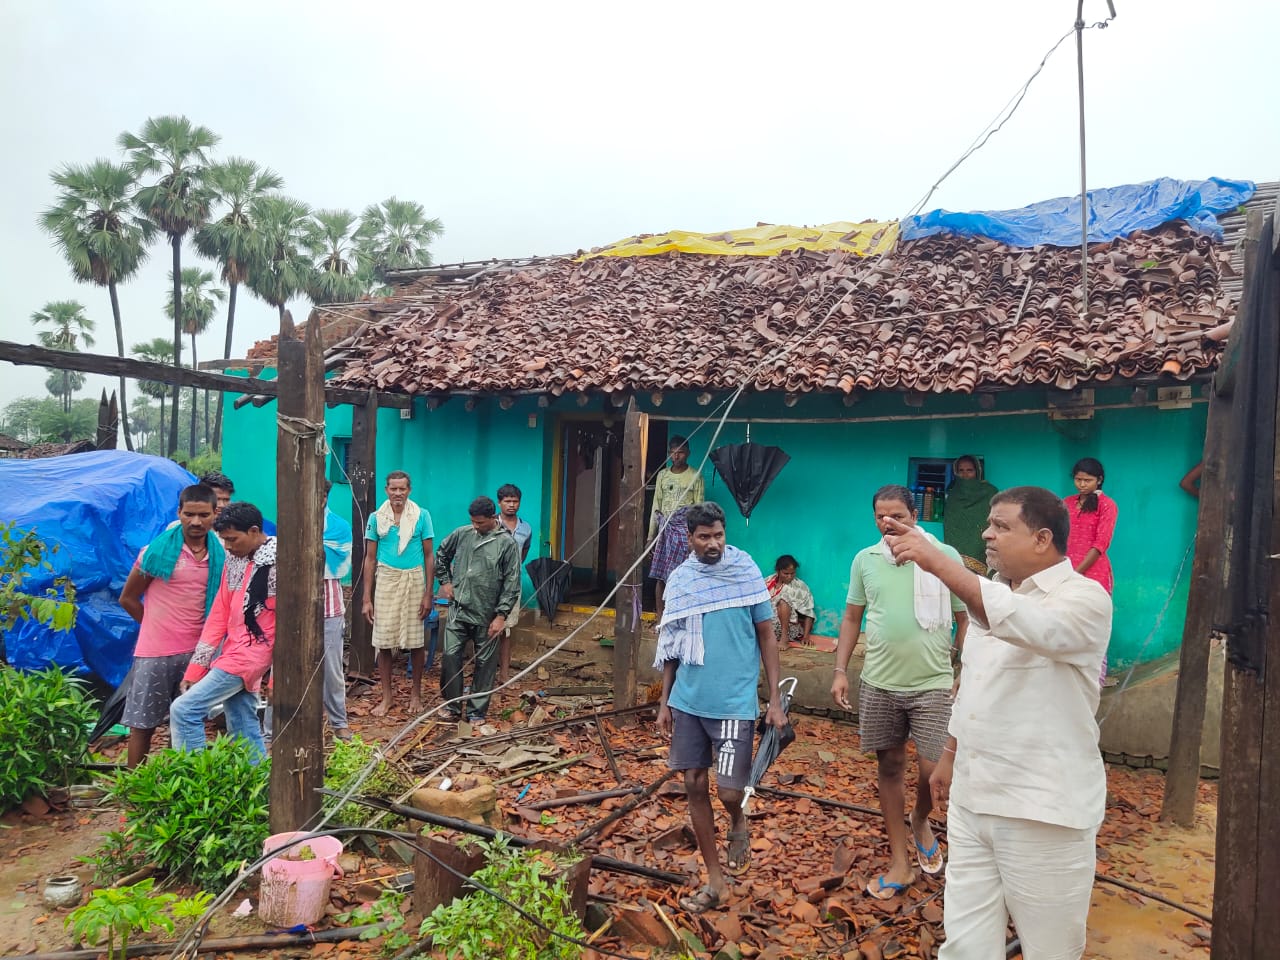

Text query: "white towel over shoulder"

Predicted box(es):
[880, 529, 952, 631]
[375, 499, 421, 556]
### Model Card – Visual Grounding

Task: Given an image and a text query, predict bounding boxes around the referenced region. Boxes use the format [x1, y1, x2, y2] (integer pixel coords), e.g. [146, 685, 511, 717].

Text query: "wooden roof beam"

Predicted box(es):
[0, 340, 411, 409]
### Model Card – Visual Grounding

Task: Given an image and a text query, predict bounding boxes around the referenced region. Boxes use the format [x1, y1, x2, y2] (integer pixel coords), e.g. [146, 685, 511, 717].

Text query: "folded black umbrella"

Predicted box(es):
[88, 662, 135, 744]
[742, 677, 798, 815]
[710, 442, 791, 520]
[525, 557, 573, 624]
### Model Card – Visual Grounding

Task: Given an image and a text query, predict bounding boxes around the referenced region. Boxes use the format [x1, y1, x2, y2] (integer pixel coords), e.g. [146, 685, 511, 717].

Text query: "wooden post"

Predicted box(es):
[269, 320, 327, 832]
[1212, 207, 1280, 960]
[1160, 388, 1230, 824]
[612, 399, 648, 720]
[95, 389, 118, 450]
[348, 390, 378, 682]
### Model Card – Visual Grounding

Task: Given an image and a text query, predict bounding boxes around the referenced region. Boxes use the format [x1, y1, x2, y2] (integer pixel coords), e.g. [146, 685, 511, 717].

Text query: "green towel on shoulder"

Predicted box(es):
[138, 524, 226, 616]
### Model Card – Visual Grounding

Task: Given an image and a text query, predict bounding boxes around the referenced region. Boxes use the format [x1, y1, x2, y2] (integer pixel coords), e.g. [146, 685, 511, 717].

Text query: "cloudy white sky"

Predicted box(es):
[1, 0, 1276, 415]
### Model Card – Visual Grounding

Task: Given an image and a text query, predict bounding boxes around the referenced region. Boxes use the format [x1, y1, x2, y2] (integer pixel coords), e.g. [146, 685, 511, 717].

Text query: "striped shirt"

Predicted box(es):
[324, 577, 345, 619]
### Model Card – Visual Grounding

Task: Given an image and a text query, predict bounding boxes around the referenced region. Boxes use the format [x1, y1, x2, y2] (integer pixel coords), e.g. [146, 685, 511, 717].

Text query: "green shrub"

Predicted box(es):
[0, 665, 97, 810]
[419, 835, 586, 960]
[183, 447, 221, 479]
[0, 520, 77, 633]
[65, 879, 175, 960]
[324, 734, 408, 825]
[93, 737, 270, 887]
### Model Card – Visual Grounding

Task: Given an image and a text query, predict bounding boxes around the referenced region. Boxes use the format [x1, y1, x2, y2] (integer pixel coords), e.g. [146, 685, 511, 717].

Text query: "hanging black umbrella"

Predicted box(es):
[88, 662, 136, 744]
[710, 442, 791, 520]
[741, 677, 798, 815]
[525, 557, 573, 624]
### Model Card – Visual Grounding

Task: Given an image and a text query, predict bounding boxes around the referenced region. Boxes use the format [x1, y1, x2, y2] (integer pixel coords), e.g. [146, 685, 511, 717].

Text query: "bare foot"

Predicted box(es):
[372, 700, 391, 717]
[408, 698, 423, 715]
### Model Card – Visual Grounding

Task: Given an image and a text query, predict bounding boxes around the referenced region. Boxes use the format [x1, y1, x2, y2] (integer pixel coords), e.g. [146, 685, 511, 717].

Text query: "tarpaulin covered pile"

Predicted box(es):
[583, 220, 899, 259]
[902, 176, 1256, 246]
[581, 177, 1255, 262]
[0, 450, 194, 686]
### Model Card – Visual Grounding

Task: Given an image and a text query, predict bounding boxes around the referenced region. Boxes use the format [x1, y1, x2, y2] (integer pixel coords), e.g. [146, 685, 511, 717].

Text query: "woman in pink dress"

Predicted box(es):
[1064, 457, 1117, 682]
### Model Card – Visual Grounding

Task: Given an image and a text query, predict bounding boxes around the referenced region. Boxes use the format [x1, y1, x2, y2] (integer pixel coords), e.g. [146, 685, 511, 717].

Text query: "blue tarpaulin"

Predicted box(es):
[902, 177, 1256, 247]
[0, 451, 195, 687]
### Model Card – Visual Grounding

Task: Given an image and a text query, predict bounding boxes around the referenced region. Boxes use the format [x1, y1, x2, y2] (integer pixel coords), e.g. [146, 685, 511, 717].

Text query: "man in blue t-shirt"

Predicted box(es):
[654, 501, 786, 915]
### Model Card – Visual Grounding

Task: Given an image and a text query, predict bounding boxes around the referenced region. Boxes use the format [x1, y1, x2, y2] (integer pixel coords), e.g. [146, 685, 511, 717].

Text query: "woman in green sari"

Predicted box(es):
[943, 455, 998, 574]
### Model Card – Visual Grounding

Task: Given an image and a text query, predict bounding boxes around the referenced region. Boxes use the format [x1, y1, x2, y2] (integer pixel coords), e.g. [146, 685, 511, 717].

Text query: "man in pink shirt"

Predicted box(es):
[169, 502, 277, 761]
[119, 484, 225, 768]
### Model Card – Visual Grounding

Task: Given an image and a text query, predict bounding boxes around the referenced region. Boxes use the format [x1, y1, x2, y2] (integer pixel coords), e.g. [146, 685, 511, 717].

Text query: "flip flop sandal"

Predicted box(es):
[866, 875, 912, 900]
[726, 829, 751, 876]
[915, 836, 945, 876]
[679, 884, 723, 914]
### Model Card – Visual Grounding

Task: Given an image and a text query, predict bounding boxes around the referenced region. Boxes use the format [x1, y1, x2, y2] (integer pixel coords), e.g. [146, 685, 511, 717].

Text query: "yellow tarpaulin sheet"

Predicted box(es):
[581, 220, 899, 260]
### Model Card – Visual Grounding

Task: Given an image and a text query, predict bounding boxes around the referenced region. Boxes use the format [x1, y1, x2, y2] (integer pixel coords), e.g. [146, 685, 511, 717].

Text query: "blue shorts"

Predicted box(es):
[668, 708, 754, 790]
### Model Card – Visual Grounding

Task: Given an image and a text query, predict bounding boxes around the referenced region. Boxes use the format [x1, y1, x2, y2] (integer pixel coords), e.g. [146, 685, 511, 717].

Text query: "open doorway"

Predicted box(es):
[557, 416, 671, 607]
[561, 418, 621, 602]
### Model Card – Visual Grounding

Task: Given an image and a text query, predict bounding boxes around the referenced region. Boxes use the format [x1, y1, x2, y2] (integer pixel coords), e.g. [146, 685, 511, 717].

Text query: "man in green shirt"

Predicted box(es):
[831, 484, 969, 900]
[435, 496, 521, 724]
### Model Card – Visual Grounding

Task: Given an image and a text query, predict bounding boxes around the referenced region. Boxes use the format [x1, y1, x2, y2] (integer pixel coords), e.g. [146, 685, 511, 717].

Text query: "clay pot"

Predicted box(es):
[42, 875, 83, 909]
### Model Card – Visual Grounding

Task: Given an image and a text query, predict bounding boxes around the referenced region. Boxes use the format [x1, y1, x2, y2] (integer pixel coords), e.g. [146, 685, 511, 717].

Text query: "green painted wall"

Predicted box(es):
[651, 386, 1205, 669]
[222, 380, 550, 597]
[223, 378, 1204, 668]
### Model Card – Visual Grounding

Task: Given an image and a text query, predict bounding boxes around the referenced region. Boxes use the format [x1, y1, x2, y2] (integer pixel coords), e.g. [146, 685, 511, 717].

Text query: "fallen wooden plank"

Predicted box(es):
[525, 786, 643, 811]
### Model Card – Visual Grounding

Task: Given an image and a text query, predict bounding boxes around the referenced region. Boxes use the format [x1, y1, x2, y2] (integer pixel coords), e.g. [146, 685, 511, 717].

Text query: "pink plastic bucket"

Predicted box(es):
[259, 832, 344, 926]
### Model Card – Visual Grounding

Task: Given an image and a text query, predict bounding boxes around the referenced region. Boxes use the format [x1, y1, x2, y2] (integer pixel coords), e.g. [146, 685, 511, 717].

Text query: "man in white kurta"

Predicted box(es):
[880, 485, 1112, 960]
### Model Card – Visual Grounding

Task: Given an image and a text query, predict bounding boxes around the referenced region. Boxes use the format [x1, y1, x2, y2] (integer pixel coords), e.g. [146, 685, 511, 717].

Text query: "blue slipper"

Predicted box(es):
[915, 836, 944, 876]
[866, 875, 911, 900]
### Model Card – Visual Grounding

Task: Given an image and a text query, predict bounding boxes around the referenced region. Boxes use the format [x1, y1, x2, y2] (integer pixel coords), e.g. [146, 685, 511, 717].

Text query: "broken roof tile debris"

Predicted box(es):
[328, 223, 1235, 397]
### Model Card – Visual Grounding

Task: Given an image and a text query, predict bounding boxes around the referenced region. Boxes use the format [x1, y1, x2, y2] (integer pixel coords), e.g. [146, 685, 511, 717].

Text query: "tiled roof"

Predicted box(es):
[329, 223, 1236, 396]
[16, 439, 95, 459]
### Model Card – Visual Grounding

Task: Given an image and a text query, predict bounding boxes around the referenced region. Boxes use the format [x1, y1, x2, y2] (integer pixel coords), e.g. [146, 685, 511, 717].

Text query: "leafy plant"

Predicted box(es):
[419, 835, 586, 960]
[65, 879, 175, 960]
[336, 889, 411, 955]
[184, 446, 221, 479]
[0, 665, 96, 809]
[93, 738, 269, 886]
[0, 521, 77, 634]
[170, 890, 214, 921]
[324, 734, 409, 825]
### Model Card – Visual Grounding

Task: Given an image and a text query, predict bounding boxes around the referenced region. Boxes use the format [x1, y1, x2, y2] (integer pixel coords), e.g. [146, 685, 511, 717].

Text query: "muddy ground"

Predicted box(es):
[1, 650, 1214, 959]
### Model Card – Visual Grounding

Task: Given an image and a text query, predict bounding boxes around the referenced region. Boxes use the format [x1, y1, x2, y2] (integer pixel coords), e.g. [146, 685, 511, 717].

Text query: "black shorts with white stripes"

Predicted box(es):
[667, 707, 755, 790]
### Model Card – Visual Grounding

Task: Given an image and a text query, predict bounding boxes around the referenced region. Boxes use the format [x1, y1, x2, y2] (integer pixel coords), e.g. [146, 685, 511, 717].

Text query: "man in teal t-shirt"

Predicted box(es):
[654, 501, 786, 916]
[832, 484, 969, 900]
[361, 470, 434, 717]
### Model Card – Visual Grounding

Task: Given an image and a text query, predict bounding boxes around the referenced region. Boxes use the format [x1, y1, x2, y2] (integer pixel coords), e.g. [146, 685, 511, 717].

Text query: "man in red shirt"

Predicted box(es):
[118, 484, 225, 768]
[169, 502, 277, 760]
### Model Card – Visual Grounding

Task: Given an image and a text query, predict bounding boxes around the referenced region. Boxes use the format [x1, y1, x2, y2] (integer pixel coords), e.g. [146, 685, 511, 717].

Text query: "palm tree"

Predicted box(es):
[354, 196, 443, 279]
[129, 395, 158, 454]
[40, 159, 155, 451]
[119, 115, 220, 456]
[165, 268, 225, 457]
[193, 158, 283, 450]
[305, 209, 370, 304]
[44, 370, 87, 414]
[31, 301, 95, 413]
[245, 196, 317, 327]
[133, 337, 174, 455]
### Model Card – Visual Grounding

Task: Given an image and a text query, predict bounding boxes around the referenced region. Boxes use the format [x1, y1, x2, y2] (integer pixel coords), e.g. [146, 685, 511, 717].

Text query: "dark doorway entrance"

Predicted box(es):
[561, 418, 621, 601]
[558, 415, 673, 609]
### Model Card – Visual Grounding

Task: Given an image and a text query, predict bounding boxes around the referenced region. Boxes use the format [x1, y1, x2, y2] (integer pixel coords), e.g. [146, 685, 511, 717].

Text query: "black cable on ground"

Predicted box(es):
[10, 924, 387, 960]
[1094, 871, 1212, 924]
